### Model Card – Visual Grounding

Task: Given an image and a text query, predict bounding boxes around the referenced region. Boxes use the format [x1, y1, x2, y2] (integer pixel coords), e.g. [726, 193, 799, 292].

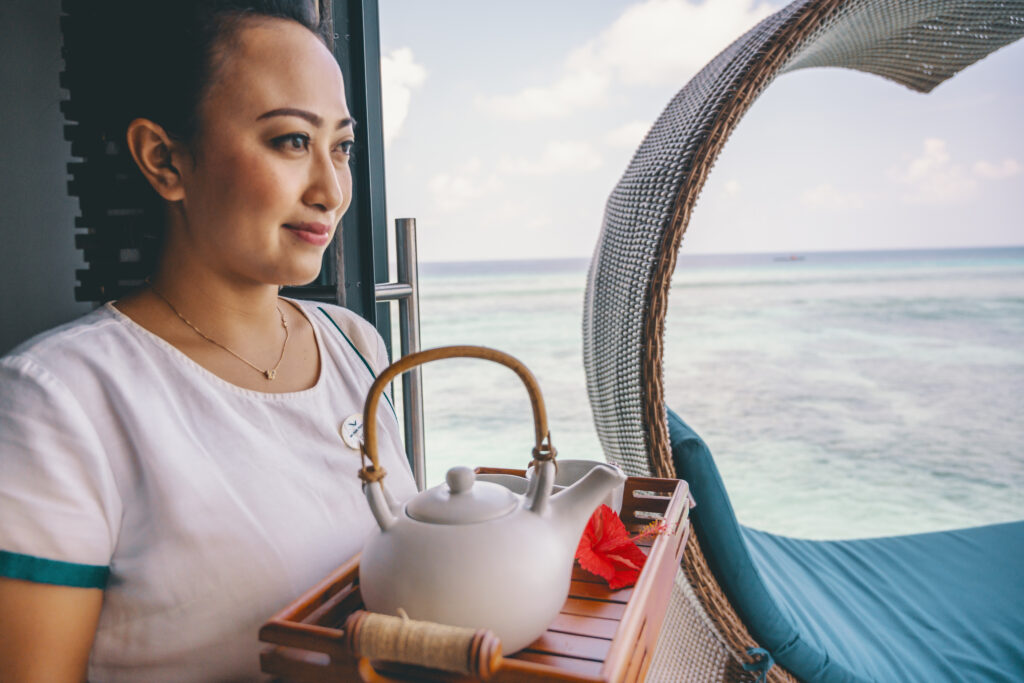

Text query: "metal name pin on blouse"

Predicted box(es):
[339, 414, 364, 450]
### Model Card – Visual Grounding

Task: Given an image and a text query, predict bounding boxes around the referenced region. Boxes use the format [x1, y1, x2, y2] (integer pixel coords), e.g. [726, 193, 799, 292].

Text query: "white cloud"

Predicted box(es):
[427, 158, 499, 212]
[889, 138, 978, 205]
[594, 0, 776, 85]
[605, 120, 653, 149]
[800, 183, 864, 209]
[723, 179, 741, 198]
[425, 140, 602, 215]
[478, 0, 776, 120]
[478, 67, 609, 120]
[381, 47, 427, 144]
[500, 140, 603, 175]
[973, 158, 1022, 180]
[885, 140, 1022, 206]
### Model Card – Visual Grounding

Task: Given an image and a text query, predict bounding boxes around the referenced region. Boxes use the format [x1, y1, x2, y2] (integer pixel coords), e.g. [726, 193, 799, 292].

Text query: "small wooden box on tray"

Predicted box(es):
[259, 470, 690, 682]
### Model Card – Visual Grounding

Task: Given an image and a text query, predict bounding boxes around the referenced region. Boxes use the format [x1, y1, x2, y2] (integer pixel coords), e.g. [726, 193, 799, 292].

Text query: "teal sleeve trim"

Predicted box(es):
[317, 307, 399, 422]
[0, 550, 108, 589]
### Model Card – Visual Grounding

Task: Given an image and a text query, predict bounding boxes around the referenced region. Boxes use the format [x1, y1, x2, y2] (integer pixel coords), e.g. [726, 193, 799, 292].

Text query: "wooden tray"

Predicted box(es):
[259, 471, 690, 682]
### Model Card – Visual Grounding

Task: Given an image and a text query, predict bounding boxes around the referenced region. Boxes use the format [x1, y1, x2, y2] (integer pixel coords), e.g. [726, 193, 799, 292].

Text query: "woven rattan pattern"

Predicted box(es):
[582, 0, 1023, 679]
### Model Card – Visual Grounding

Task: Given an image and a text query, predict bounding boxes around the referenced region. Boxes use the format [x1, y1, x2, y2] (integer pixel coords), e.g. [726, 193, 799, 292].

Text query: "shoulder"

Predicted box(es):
[2, 306, 125, 381]
[1, 306, 136, 420]
[291, 299, 389, 375]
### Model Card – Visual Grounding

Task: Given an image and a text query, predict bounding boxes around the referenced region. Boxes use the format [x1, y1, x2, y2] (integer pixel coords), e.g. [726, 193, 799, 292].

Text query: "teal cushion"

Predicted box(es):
[745, 523, 1024, 682]
[667, 407, 1024, 682]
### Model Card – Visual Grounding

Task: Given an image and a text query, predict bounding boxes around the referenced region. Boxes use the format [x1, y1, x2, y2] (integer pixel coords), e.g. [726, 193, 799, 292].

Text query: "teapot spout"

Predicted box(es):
[549, 464, 628, 545]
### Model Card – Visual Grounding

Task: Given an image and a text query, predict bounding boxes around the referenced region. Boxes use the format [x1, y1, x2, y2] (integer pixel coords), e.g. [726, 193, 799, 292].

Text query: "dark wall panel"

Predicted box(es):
[0, 0, 90, 355]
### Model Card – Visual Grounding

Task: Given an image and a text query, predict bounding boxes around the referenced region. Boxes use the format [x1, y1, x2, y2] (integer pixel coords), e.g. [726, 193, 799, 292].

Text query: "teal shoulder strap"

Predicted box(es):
[317, 307, 398, 421]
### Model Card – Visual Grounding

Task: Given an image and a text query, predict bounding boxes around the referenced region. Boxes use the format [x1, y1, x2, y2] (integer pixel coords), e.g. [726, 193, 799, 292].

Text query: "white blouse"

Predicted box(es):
[0, 299, 416, 681]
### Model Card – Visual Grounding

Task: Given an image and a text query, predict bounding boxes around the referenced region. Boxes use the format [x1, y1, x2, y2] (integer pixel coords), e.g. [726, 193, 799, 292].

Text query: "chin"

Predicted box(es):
[280, 255, 327, 288]
[264, 253, 326, 288]
[279, 270, 322, 287]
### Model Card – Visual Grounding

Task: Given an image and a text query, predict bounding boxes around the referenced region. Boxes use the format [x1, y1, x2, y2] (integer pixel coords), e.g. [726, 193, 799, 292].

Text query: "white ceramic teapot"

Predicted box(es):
[355, 346, 627, 654]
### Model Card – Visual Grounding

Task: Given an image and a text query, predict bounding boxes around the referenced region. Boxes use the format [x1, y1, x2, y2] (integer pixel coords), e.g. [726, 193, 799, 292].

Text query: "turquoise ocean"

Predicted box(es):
[392, 247, 1024, 540]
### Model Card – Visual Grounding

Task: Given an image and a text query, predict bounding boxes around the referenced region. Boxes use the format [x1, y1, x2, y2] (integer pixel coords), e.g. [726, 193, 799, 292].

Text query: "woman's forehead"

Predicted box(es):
[206, 18, 349, 125]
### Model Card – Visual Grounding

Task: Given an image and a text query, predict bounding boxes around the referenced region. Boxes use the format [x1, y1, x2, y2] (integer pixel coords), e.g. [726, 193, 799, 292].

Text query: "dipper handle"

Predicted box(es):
[345, 610, 503, 680]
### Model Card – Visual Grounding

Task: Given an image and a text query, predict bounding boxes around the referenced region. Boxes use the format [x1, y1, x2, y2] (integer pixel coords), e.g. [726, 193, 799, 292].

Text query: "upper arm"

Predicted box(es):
[0, 576, 102, 682]
[0, 357, 120, 680]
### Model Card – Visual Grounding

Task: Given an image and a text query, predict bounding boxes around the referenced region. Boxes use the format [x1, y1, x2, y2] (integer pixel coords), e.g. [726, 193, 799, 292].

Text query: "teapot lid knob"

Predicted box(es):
[407, 466, 518, 525]
[446, 466, 475, 494]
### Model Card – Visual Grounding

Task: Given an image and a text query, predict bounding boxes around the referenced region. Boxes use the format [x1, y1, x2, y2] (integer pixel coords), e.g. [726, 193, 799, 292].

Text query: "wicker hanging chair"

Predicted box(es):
[582, 0, 1024, 680]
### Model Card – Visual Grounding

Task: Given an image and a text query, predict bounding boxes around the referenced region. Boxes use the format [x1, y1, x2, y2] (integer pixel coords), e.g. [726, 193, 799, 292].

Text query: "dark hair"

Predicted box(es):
[62, 0, 333, 301]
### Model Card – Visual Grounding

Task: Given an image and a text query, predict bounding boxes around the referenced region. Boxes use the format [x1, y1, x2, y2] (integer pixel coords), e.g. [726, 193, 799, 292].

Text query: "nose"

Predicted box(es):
[302, 147, 346, 214]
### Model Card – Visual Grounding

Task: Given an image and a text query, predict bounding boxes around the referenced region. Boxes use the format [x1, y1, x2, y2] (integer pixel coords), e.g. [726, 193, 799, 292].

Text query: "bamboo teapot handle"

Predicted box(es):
[358, 345, 556, 485]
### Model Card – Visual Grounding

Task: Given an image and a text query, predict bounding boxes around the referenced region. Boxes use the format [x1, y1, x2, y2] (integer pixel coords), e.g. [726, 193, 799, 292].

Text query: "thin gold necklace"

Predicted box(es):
[147, 280, 289, 380]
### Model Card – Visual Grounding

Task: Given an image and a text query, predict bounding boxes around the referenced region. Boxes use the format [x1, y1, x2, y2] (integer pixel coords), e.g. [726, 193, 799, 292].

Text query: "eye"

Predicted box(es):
[335, 139, 355, 157]
[271, 133, 310, 152]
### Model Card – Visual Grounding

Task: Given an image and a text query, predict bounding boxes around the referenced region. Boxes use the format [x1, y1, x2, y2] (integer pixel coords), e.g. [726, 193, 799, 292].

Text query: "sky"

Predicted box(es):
[377, 0, 1024, 264]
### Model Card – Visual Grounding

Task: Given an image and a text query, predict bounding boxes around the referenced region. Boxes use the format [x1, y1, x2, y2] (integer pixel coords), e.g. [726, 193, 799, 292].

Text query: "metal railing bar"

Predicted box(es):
[373, 218, 426, 491]
[374, 282, 413, 301]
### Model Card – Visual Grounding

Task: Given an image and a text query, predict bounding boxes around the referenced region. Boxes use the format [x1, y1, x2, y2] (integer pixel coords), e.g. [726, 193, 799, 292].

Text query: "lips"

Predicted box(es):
[284, 222, 332, 246]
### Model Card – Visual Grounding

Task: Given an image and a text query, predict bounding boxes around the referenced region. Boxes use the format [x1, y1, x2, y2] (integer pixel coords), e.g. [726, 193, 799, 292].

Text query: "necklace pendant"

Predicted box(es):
[265, 369, 277, 380]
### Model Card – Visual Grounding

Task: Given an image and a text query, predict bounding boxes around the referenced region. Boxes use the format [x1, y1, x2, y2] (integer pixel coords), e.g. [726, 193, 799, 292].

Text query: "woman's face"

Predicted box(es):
[172, 18, 354, 287]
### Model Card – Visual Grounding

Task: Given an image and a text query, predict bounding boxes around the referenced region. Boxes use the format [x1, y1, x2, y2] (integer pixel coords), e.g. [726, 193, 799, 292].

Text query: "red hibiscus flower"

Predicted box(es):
[575, 505, 664, 590]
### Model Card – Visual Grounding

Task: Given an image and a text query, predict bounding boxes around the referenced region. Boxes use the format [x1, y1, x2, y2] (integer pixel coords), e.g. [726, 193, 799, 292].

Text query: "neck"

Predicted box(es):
[152, 208, 289, 324]
[147, 263, 285, 347]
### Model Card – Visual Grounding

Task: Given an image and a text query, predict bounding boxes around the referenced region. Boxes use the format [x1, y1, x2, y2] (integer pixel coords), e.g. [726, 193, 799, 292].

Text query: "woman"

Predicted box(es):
[0, 2, 416, 680]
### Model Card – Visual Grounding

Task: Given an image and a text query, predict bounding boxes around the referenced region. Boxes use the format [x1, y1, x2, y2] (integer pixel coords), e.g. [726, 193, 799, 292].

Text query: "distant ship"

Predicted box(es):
[773, 254, 805, 262]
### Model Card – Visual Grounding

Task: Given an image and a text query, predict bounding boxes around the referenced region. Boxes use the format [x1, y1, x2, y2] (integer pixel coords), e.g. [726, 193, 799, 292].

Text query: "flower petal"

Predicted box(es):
[575, 504, 651, 589]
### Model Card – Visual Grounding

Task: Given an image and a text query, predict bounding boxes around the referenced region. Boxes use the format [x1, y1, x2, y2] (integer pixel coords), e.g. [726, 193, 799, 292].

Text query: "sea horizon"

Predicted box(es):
[417, 244, 1024, 275]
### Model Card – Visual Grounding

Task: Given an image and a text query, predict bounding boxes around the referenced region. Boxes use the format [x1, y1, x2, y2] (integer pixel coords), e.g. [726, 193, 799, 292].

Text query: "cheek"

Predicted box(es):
[338, 164, 354, 217]
[224, 154, 289, 209]
[193, 145, 289, 220]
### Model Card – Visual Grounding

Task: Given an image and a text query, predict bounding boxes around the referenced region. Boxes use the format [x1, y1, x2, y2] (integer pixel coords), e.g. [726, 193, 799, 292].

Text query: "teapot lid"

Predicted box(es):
[407, 466, 518, 525]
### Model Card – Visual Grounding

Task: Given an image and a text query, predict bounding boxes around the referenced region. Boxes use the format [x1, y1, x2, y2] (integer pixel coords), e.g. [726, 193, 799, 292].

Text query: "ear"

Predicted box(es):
[124, 118, 187, 202]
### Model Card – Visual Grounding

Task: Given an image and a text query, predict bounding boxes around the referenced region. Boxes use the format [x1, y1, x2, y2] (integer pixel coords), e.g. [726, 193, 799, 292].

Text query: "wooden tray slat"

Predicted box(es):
[572, 565, 608, 583]
[569, 580, 633, 603]
[524, 631, 612, 660]
[622, 477, 678, 495]
[259, 622, 349, 660]
[514, 651, 606, 677]
[547, 613, 622, 640]
[300, 582, 361, 628]
[622, 496, 675, 515]
[559, 597, 628, 621]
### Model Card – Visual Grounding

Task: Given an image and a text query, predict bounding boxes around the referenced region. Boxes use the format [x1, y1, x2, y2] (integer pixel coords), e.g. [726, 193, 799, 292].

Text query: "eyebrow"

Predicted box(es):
[256, 108, 356, 130]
